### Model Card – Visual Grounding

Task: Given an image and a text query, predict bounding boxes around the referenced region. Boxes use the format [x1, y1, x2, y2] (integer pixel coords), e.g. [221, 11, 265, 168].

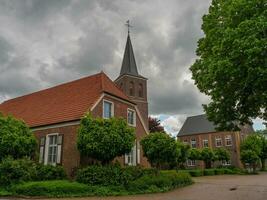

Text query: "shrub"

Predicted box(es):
[35, 164, 66, 181]
[127, 171, 192, 192]
[203, 169, 215, 176]
[187, 169, 203, 177]
[214, 168, 224, 175]
[76, 165, 125, 186]
[222, 168, 234, 174]
[11, 180, 92, 197]
[0, 157, 36, 186]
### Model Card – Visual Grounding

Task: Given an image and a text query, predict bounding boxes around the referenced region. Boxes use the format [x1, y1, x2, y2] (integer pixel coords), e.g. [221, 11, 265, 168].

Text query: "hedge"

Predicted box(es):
[203, 169, 215, 176]
[10, 171, 193, 197]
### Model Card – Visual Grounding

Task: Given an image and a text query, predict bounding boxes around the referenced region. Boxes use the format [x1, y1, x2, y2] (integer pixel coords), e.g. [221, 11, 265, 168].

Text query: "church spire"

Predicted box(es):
[120, 34, 139, 76]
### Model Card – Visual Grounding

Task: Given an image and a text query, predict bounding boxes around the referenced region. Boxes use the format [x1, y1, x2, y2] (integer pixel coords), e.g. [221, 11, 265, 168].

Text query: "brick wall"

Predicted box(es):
[34, 93, 149, 176]
[178, 131, 243, 168]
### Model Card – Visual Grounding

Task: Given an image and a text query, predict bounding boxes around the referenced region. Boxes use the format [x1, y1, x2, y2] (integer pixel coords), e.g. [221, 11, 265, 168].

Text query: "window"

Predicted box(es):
[222, 160, 231, 166]
[225, 135, 232, 146]
[127, 109, 136, 126]
[191, 138, 197, 148]
[203, 139, 209, 147]
[138, 83, 143, 97]
[103, 100, 114, 119]
[43, 134, 63, 165]
[47, 135, 58, 165]
[125, 143, 137, 166]
[215, 137, 222, 147]
[183, 139, 188, 145]
[129, 81, 135, 96]
[187, 160, 196, 166]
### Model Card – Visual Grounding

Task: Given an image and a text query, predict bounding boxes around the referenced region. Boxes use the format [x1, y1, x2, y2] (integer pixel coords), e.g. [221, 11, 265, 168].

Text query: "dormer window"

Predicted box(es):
[138, 83, 143, 97]
[129, 81, 135, 96]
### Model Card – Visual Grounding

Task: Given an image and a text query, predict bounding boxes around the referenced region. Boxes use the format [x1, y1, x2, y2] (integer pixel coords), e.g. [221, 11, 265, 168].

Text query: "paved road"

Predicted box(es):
[6, 173, 267, 200]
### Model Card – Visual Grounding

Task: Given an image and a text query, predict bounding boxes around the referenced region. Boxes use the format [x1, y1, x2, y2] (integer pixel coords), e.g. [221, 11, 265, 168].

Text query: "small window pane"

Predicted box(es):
[104, 101, 113, 118]
[127, 110, 135, 125]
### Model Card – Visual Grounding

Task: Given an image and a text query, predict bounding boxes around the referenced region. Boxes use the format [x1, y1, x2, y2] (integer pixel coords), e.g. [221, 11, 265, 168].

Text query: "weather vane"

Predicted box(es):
[125, 20, 133, 35]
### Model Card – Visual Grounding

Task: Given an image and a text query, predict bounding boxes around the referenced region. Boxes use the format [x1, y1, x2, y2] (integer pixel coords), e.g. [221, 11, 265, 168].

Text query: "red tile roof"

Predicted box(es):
[0, 72, 132, 128]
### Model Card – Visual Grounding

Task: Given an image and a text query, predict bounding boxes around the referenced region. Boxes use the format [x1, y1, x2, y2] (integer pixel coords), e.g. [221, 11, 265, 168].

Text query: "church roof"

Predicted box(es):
[120, 34, 140, 77]
[0, 72, 132, 128]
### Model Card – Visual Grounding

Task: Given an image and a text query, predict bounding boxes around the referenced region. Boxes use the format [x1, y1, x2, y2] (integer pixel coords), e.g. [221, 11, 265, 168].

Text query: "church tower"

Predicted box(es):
[115, 34, 148, 129]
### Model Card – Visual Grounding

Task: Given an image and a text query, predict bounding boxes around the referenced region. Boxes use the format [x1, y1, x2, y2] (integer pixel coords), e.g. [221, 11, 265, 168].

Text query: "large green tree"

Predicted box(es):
[77, 113, 135, 165]
[0, 113, 37, 160]
[191, 0, 267, 130]
[141, 132, 180, 169]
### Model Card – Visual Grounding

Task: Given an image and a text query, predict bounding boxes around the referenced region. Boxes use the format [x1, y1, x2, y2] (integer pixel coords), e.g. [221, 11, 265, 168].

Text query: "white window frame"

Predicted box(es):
[203, 139, 209, 148]
[103, 100, 114, 119]
[222, 160, 231, 166]
[187, 159, 196, 167]
[125, 142, 137, 166]
[127, 108, 136, 127]
[191, 138, 197, 148]
[215, 137, 222, 147]
[44, 133, 58, 166]
[225, 135, 232, 146]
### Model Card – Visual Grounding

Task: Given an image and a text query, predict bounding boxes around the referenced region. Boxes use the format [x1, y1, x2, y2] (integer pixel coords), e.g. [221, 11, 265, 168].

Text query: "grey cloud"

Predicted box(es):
[0, 0, 211, 119]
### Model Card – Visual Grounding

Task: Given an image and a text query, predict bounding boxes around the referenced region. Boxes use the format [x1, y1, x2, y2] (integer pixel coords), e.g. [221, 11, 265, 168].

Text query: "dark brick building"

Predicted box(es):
[177, 114, 254, 168]
[0, 34, 150, 176]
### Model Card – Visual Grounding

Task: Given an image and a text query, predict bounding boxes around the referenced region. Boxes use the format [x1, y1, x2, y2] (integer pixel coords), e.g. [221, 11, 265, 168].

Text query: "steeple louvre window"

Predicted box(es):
[129, 81, 135, 96]
[138, 83, 143, 98]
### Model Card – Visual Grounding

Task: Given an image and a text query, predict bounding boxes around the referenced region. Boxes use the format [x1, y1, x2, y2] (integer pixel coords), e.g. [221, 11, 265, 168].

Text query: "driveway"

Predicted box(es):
[9, 173, 267, 200]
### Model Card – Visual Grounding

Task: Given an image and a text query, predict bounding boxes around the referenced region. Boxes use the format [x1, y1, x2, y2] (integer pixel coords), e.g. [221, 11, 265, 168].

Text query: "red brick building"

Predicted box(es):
[177, 114, 253, 168]
[0, 34, 150, 176]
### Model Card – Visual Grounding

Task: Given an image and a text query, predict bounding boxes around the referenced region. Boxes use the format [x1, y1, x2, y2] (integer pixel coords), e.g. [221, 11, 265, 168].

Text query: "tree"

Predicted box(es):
[77, 113, 135, 165]
[240, 150, 259, 173]
[148, 117, 165, 133]
[140, 132, 180, 169]
[188, 148, 201, 161]
[177, 142, 190, 169]
[200, 148, 216, 169]
[214, 147, 230, 164]
[241, 133, 267, 170]
[0, 113, 37, 160]
[190, 0, 267, 130]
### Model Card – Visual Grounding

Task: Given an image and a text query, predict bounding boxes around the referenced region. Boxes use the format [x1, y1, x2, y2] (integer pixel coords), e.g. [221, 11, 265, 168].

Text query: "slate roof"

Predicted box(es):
[178, 114, 217, 136]
[0, 72, 132, 128]
[120, 35, 141, 77]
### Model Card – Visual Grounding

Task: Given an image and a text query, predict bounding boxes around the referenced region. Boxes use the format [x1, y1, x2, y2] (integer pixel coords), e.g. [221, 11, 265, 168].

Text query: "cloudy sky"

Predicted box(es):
[0, 0, 264, 135]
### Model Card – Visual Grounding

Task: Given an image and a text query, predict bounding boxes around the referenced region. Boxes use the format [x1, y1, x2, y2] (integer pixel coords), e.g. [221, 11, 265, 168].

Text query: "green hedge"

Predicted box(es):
[187, 169, 203, 177]
[0, 157, 66, 186]
[10, 171, 193, 197]
[214, 168, 224, 175]
[203, 169, 215, 176]
[76, 165, 157, 186]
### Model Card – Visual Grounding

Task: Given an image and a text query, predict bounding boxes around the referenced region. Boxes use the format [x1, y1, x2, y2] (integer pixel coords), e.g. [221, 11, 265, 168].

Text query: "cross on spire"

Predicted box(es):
[125, 20, 133, 35]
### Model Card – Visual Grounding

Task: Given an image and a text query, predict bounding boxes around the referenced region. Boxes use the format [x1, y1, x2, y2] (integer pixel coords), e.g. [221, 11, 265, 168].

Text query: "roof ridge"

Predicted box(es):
[2, 72, 103, 104]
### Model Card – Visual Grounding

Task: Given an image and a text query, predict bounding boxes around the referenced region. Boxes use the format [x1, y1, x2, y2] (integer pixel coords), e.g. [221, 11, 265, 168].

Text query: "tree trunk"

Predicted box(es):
[260, 158, 265, 170]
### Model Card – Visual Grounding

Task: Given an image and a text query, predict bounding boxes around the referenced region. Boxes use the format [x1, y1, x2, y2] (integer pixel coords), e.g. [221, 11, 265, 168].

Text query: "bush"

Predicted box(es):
[35, 164, 66, 181]
[187, 169, 203, 177]
[203, 169, 215, 176]
[214, 168, 224, 175]
[0, 157, 36, 186]
[0, 114, 37, 160]
[11, 180, 92, 197]
[127, 171, 192, 193]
